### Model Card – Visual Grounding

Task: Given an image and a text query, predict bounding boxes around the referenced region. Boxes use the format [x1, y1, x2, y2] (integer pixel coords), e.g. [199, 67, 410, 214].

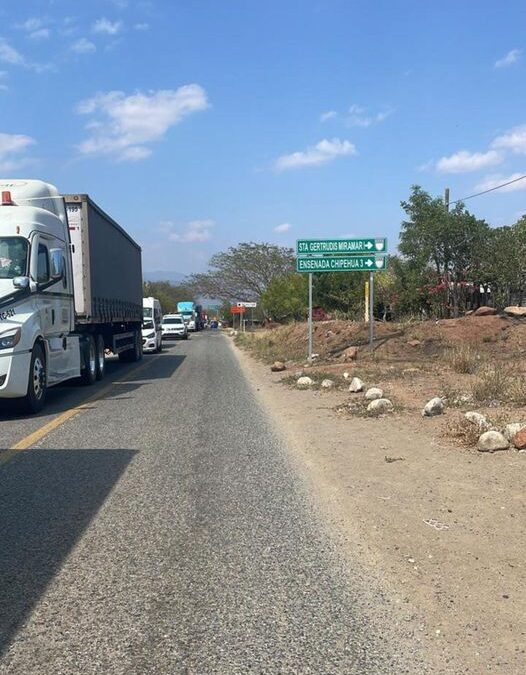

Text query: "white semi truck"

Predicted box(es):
[0, 179, 143, 413]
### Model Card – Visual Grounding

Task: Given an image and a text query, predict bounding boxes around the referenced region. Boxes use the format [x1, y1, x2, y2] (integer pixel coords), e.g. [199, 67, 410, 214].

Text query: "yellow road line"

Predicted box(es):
[1, 355, 160, 463]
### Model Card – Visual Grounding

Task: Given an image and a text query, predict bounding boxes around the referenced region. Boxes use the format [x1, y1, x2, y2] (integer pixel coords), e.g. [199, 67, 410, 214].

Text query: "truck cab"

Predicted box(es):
[0, 180, 80, 409]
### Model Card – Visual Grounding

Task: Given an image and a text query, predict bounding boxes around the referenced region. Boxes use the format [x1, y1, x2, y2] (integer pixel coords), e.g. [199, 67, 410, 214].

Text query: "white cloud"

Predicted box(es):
[134, 23, 150, 31]
[346, 104, 393, 128]
[0, 39, 26, 66]
[16, 18, 44, 32]
[320, 111, 337, 122]
[76, 85, 209, 161]
[417, 159, 434, 172]
[71, 38, 96, 54]
[492, 124, 526, 155]
[494, 49, 521, 69]
[436, 150, 502, 173]
[0, 132, 36, 172]
[29, 28, 50, 40]
[166, 219, 215, 243]
[92, 18, 123, 35]
[274, 222, 292, 233]
[274, 138, 357, 171]
[474, 173, 526, 194]
[0, 71, 7, 92]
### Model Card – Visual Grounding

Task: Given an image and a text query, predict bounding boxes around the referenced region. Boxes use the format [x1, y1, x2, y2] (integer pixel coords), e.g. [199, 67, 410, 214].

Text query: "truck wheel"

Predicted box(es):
[81, 336, 97, 385]
[20, 343, 47, 413]
[95, 334, 105, 380]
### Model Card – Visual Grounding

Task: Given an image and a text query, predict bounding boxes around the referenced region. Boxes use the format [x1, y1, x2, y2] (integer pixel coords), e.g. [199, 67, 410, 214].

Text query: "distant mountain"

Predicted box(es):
[143, 270, 188, 284]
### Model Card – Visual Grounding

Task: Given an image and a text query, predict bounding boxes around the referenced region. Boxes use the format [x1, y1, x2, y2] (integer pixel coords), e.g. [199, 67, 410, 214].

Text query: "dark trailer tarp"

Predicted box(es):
[65, 194, 143, 325]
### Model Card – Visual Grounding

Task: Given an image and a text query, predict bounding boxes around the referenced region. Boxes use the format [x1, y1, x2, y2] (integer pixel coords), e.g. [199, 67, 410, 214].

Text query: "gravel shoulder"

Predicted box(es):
[231, 336, 526, 674]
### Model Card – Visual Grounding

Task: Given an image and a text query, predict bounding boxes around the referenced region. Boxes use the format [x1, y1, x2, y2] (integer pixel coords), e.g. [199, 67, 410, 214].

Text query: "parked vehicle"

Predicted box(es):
[161, 314, 188, 340]
[142, 297, 162, 353]
[0, 180, 143, 413]
[176, 301, 198, 331]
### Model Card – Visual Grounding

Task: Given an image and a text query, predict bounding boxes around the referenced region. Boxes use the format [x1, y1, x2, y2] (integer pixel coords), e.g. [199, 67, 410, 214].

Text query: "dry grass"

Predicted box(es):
[445, 344, 481, 374]
[470, 366, 526, 405]
[234, 329, 307, 363]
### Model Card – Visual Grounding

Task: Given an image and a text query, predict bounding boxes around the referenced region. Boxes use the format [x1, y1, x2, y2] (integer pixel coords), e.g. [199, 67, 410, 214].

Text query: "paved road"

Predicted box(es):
[0, 332, 409, 674]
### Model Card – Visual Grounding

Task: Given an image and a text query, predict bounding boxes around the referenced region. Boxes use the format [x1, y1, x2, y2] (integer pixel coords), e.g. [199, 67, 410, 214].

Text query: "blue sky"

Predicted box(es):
[1, 0, 526, 275]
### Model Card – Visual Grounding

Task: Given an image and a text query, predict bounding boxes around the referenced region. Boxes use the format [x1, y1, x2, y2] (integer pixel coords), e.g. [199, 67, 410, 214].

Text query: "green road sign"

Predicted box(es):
[296, 238, 387, 255]
[296, 255, 387, 273]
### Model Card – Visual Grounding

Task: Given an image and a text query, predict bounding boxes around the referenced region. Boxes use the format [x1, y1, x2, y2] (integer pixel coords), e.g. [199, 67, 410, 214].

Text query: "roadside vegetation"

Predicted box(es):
[147, 185, 526, 325]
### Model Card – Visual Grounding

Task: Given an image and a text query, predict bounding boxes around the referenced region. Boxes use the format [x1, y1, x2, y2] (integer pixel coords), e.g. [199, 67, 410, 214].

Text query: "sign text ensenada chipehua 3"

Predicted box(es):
[296, 255, 387, 273]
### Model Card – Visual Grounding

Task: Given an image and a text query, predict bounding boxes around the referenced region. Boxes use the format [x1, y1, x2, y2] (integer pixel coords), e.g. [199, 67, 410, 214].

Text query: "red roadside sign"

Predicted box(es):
[231, 306, 246, 314]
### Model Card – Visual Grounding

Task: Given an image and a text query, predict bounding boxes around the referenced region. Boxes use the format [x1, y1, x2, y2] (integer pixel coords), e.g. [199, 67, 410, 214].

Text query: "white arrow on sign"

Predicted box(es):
[365, 241, 373, 250]
[365, 258, 373, 267]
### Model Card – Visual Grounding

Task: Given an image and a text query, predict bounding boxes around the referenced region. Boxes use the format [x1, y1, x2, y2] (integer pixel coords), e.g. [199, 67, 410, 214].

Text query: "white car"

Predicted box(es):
[161, 314, 188, 340]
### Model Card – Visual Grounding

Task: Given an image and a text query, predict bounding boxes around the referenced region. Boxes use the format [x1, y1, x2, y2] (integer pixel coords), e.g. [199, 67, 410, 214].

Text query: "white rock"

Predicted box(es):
[367, 398, 394, 414]
[365, 387, 384, 401]
[321, 379, 335, 389]
[503, 422, 526, 441]
[477, 430, 509, 453]
[297, 376, 314, 388]
[348, 377, 364, 393]
[464, 411, 490, 430]
[343, 371, 351, 380]
[422, 397, 445, 417]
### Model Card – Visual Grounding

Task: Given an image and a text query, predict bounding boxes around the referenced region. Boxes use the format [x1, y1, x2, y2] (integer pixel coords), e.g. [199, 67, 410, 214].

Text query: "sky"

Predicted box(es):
[1, 0, 526, 275]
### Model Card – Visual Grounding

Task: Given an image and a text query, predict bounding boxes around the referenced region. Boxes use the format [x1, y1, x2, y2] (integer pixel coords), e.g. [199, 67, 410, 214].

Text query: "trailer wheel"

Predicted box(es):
[119, 329, 142, 363]
[95, 334, 105, 380]
[20, 342, 47, 414]
[81, 336, 97, 385]
[133, 330, 143, 361]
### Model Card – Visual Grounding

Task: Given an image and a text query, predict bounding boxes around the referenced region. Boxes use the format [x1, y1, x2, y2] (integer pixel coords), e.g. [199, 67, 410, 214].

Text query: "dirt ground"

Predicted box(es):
[231, 317, 526, 674]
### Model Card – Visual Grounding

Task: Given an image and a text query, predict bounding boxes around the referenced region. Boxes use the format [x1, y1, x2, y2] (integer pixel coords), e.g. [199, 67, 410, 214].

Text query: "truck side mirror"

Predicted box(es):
[49, 249, 64, 280]
[13, 276, 30, 289]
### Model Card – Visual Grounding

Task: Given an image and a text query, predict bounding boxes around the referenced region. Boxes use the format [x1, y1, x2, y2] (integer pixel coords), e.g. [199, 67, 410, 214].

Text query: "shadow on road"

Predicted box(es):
[0, 447, 136, 657]
[0, 347, 185, 422]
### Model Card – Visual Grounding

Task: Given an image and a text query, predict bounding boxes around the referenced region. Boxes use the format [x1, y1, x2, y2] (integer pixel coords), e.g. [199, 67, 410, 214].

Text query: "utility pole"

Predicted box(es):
[444, 187, 450, 212]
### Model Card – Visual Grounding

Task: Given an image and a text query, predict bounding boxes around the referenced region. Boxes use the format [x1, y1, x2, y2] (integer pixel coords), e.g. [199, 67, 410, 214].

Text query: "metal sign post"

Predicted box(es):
[308, 272, 313, 362]
[369, 271, 374, 347]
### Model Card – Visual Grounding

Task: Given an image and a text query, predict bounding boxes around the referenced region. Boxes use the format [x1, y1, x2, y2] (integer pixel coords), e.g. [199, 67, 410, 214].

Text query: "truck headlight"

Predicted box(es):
[145, 332, 155, 339]
[0, 328, 21, 350]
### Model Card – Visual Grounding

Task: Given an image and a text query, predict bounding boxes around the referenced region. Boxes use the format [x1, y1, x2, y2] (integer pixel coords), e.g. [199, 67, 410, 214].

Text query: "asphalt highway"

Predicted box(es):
[0, 332, 410, 674]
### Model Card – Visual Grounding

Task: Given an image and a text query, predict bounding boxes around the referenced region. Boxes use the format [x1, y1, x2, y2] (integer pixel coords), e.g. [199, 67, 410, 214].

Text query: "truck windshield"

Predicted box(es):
[143, 308, 153, 318]
[0, 237, 28, 279]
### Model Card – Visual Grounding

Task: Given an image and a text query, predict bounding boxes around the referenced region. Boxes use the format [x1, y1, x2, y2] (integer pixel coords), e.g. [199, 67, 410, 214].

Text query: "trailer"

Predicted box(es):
[0, 180, 143, 413]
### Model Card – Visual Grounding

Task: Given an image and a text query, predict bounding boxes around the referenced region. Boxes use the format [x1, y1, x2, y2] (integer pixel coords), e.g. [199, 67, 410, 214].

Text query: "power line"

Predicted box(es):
[449, 173, 526, 206]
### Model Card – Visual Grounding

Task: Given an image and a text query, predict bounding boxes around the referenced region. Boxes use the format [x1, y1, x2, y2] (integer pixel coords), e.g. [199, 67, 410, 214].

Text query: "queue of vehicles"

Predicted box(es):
[0, 178, 204, 415]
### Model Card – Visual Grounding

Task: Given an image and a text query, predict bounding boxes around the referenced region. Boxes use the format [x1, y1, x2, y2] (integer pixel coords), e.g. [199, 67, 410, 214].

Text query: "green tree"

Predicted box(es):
[143, 280, 195, 314]
[313, 272, 363, 316]
[261, 273, 308, 321]
[478, 216, 526, 308]
[188, 242, 295, 306]
[399, 186, 489, 317]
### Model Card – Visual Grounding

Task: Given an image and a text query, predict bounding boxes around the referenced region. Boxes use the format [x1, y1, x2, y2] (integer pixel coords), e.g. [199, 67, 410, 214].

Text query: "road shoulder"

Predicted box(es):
[229, 336, 526, 675]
